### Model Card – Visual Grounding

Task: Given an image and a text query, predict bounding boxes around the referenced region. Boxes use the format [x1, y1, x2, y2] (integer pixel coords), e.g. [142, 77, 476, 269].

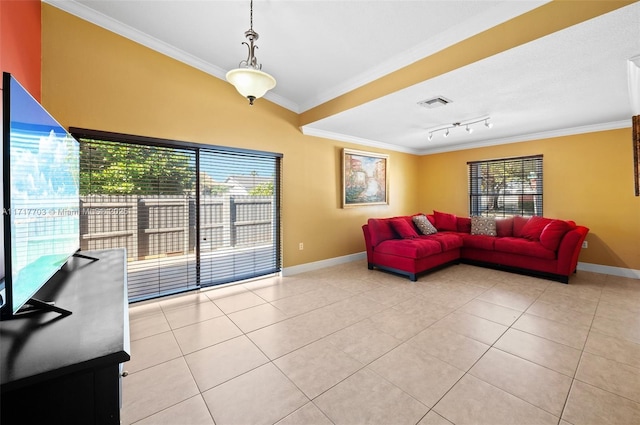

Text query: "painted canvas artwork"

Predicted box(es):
[343, 149, 388, 207]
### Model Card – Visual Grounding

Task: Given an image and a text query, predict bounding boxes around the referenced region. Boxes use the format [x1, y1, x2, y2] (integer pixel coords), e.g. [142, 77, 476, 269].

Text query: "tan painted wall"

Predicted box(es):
[41, 5, 419, 268]
[42, 4, 639, 273]
[418, 130, 640, 271]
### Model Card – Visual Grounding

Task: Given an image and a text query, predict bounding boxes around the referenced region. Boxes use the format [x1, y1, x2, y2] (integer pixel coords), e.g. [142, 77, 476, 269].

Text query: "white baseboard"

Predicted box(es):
[282, 252, 367, 276]
[577, 262, 640, 280]
[283, 253, 640, 281]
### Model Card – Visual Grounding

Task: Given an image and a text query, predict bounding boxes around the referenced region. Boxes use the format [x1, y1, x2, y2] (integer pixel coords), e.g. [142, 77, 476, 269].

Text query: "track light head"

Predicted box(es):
[426, 116, 491, 142]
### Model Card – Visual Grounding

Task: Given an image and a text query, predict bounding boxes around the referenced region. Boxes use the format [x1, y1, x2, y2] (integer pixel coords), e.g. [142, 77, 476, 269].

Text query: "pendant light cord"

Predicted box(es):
[250, 0, 253, 31]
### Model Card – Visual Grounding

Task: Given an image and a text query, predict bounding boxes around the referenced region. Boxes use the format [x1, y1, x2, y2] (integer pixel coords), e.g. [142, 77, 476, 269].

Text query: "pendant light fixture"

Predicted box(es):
[226, 0, 276, 105]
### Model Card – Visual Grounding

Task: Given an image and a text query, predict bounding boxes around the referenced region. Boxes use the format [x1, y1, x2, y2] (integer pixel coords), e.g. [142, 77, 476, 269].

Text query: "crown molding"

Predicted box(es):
[45, 1, 226, 78]
[300, 127, 421, 155]
[302, 119, 631, 156]
[415, 119, 632, 155]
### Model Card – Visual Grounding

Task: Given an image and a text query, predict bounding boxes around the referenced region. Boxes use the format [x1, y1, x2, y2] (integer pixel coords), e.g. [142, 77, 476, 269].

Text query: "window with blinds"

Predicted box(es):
[73, 128, 281, 302]
[468, 155, 543, 217]
[198, 148, 281, 287]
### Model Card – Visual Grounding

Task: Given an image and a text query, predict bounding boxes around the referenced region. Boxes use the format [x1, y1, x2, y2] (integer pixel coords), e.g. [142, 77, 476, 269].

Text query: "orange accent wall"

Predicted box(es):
[0, 0, 41, 100]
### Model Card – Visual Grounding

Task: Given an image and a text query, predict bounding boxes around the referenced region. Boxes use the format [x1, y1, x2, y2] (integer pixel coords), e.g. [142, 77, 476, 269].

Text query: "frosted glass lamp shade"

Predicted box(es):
[226, 68, 276, 105]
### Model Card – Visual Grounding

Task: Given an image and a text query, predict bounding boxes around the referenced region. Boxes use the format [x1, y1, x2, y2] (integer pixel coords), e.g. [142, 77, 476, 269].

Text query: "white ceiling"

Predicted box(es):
[46, 0, 640, 155]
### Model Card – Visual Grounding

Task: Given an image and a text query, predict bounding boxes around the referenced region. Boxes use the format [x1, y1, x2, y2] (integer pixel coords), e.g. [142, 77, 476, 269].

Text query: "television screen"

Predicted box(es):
[2, 73, 80, 317]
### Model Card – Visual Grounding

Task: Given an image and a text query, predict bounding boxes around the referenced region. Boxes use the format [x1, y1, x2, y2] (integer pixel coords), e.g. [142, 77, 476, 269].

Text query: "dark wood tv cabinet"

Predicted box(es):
[0, 249, 130, 425]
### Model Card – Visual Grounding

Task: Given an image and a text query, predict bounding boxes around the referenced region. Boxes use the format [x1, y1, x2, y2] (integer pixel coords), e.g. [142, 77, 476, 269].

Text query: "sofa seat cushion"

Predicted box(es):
[375, 238, 442, 258]
[425, 233, 463, 251]
[494, 237, 556, 260]
[461, 234, 496, 250]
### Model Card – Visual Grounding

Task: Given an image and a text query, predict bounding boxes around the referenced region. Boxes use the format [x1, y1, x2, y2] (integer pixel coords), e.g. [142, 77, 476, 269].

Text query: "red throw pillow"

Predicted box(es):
[539, 220, 572, 251]
[495, 217, 514, 237]
[433, 211, 458, 232]
[389, 218, 419, 239]
[520, 216, 552, 241]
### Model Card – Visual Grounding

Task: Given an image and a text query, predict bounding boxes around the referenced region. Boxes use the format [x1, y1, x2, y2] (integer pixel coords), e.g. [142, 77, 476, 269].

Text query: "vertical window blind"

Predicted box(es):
[73, 128, 281, 302]
[468, 155, 543, 217]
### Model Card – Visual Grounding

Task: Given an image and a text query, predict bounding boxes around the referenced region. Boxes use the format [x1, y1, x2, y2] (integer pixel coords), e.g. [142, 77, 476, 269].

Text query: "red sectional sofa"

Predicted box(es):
[362, 211, 589, 283]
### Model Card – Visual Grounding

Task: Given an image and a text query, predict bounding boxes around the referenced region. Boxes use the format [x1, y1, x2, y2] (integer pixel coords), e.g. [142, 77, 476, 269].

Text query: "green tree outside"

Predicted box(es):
[79, 139, 195, 195]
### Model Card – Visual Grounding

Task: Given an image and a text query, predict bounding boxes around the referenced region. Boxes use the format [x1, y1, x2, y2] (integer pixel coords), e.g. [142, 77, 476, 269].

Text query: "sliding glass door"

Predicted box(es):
[74, 129, 281, 302]
[198, 148, 281, 287]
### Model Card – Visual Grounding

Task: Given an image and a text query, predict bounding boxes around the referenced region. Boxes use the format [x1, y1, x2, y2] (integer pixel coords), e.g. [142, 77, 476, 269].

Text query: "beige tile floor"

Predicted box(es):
[122, 261, 640, 425]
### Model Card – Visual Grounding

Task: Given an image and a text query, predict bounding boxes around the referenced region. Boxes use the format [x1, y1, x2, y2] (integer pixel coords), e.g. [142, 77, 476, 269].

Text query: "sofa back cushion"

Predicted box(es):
[367, 218, 396, 247]
[495, 217, 514, 237]
[433, 211, 458, 232]
[520, 216, 553, 240]
[457, 217, 472, 233]
[512, 216, 530, 237]
[539, 220, 574, 251]
[390, 218, 419, 239]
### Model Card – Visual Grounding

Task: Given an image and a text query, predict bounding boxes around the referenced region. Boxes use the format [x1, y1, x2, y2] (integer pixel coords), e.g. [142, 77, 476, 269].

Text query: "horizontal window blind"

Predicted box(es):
[468, 155, 543, 217]
[199, 148, 281, 287]
[73, 128, 281, 302]
[78, 138, 198, 302]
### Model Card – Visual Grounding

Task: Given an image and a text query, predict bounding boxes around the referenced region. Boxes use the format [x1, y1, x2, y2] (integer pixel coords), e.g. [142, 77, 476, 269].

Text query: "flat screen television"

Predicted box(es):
[1, 72, 80, 320]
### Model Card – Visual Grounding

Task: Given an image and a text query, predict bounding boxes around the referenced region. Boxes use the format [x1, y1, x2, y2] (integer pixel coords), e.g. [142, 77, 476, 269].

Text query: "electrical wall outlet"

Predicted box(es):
[582, 241, 588, 248]
[299, 242, 304, 250]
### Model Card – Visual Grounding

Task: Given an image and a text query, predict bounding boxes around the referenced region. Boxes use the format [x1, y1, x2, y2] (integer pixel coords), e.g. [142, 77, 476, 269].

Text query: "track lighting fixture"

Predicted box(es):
[426, 116, 492, 141]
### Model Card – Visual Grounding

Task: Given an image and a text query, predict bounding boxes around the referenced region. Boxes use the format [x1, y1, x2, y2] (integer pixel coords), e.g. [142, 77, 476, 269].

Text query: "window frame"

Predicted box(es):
[71, 127, 282, 302]
[468, 154, 543, 218]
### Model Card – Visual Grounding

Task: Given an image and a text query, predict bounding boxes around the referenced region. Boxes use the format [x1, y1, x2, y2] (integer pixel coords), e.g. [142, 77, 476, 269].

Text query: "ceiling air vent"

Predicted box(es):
[418, 96, 452, 109]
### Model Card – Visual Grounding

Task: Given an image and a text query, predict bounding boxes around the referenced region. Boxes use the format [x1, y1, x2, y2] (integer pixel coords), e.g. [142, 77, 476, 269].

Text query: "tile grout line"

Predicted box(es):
[125, 267, 640, 425]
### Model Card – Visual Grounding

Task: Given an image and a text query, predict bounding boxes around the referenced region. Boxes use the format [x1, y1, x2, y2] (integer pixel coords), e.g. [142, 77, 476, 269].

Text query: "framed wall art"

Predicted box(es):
[342, 148, 388, 207]
[634, 115, 639, 196]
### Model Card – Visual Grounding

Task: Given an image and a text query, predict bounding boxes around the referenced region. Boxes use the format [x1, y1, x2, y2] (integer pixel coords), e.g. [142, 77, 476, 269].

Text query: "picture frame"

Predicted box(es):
[634, 115, 639, 196]
[342, 148, 389, 207]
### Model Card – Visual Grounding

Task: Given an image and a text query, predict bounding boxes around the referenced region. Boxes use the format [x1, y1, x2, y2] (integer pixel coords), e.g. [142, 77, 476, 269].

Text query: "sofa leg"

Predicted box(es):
[368, 263, 374, 270]
[409, 274, 417, 282]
